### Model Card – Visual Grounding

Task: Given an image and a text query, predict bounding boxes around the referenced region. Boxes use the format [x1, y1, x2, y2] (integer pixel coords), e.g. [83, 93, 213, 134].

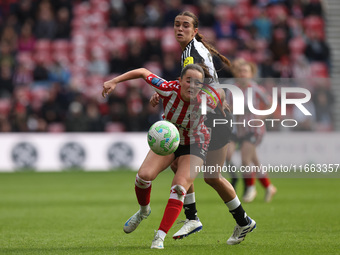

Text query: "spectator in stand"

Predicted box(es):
[1, 25, 18, 54]
[40, 89, 63, 125]
[161, 53, 181, 81]
[17, 21, 35, 52]
[163, 0, 182, 27]
[12, 0, 35, 26]
[34, 0, 57, 39]
[0, 116, 12, 132]
[85, 100, 105, 132]
[274, 55, 293, 78]
[258, 51, 280, 78]
[9, 101, 29, 132]
[55, 7, 71, 39]
[87, 50, 109, 76]
[0, 41, 15, 69]
[145, 0, 163, 27]
[109, 48, 127, 74]
[304, 30, 330, 65]
[32, 57, 50, 87]
[48, 60, 71, 86]
[126, 41, 145, 70]
[303, 0, 324, 17]
[269, 28, 290, 61]
[198, 2, 216, 27]
[13, 62, 33, 87]
[125, 86, 145, 131]
[65, 101, 88, 132]
[129, 3, 147, 27]
[214, 7, 237, 39]
[144, 32, 162, 62]
[0, 61, 14, 98]
[252, 8, 272, 40]
[292, 55, 311, 79]
[108, 0, 127, 27]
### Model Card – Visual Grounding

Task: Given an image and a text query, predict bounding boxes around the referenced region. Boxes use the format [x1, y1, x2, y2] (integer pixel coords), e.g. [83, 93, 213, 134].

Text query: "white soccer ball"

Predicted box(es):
[147, 120, 180, 156]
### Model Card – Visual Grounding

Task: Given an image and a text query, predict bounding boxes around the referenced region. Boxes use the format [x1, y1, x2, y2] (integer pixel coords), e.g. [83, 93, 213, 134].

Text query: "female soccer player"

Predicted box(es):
[231, 61, 277, 203]
[102, 64, 230, 249]
[150, 11, 256, 243]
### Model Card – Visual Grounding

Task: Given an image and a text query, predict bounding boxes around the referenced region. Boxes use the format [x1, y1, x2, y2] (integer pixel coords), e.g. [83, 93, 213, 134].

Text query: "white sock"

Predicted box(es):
[157, 230, 166, 240]
[225, 196, 241, 211]
[184, 192, 195, 205]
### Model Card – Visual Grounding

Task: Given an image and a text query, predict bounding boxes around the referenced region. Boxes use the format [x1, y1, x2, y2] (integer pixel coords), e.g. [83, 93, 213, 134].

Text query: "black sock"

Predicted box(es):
[184, 203, 198, 220]
[229, 205, 249, 226]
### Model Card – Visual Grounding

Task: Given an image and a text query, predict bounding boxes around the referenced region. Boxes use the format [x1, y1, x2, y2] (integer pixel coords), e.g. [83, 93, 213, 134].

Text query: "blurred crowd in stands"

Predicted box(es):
[0, 0, 335, 132]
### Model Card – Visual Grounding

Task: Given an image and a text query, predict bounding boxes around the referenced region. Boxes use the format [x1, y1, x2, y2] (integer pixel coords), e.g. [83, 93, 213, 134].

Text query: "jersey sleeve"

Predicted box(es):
[145, 73, 177, 97]
[198, 88, 218, 113]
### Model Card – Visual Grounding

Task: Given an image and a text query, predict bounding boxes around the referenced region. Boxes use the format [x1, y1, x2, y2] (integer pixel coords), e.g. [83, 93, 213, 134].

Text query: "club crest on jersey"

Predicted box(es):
[151, 77, 164, 87]
[170, 107, 176, 113]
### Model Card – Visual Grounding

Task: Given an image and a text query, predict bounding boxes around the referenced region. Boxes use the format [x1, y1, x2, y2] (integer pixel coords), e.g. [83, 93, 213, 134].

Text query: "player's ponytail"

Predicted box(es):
[195, 32, 231, 68]
[177, 11, 231, 68]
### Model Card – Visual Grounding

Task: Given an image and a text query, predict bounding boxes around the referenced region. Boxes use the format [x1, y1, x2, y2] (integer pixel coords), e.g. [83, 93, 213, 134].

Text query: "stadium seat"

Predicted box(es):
[309, 62, 329, 78]
[34, 39, 51, 53]
[181, 5, 199, 16]
[161, 28, 181, 53]
[0, 98, 11, 116]
[200, 27, 216, 43]
[52, 40, 70, 53]
[216, 39, 236, 55]
[47, 123, 66, 133]
[73, 2, 90, 18]
[144, 28, 161, 41]
[105, 122, 125, 132]
[143, 61, 162, 76]
[16, 52, 35, 70]
[126, 27, 145, 44]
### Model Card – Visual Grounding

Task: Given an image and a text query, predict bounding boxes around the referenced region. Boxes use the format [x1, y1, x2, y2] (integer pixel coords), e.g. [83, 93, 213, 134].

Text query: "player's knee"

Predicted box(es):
[204, 177, 221, 187]
[137, 170, 155, 182]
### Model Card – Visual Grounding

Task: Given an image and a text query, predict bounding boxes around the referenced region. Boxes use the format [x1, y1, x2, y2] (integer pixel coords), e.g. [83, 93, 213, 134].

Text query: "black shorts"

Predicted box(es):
[174, 143, 208, 161]
[205, 110, 233, 151]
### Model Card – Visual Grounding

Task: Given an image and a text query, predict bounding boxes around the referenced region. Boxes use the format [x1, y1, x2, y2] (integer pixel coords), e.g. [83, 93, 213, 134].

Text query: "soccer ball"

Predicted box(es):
[147, 120, 180, 156]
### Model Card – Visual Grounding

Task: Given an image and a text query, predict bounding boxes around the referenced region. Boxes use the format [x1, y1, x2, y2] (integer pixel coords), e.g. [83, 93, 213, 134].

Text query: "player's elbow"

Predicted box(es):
[138, 68, 151, 79]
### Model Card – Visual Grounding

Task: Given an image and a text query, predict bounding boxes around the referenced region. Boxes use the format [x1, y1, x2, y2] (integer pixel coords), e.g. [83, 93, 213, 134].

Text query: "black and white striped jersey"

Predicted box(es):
[181, 38, 218, 83]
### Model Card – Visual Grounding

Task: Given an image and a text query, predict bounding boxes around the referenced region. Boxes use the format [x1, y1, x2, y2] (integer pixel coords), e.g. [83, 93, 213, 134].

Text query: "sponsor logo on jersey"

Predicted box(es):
[183, 56, 194, 67]
[151, 77, 164, 87]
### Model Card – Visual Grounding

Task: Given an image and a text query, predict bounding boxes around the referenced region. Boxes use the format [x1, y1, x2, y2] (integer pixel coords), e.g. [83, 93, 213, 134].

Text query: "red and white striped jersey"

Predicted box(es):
[228, 81, 271, 137]
[146, 73, 216, 146]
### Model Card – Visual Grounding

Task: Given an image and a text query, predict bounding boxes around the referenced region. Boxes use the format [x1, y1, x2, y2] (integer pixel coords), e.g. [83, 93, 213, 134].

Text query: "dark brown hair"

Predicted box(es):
[177, 11, 231, 68]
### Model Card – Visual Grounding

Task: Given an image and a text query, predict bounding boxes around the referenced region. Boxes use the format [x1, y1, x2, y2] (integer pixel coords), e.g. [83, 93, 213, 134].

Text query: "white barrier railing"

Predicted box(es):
[0, 132, 339, 172]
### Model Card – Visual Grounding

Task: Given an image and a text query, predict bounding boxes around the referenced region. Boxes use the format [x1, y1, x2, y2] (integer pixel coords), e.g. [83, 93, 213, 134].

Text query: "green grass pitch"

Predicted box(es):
[0, 170, 339, 255]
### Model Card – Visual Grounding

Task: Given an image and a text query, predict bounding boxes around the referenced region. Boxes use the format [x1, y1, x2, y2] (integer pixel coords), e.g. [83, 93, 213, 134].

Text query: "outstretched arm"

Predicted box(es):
[102, 68, 152, 98]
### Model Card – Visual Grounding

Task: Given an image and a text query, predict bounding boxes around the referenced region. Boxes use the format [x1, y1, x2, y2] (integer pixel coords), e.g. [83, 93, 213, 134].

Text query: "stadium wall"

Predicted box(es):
[0, 133, 339, 172]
